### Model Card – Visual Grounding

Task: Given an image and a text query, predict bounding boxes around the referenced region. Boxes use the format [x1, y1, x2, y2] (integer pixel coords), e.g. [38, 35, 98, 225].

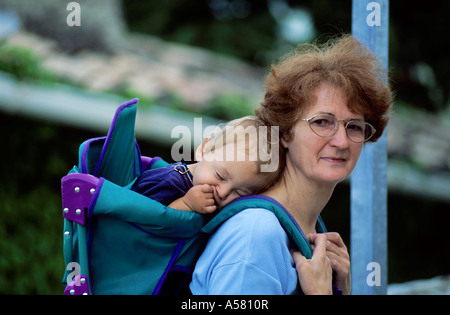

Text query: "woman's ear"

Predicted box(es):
[280, 137, 288, 149]
[195, 138, 211, 161]
[280, 132, 291, 149]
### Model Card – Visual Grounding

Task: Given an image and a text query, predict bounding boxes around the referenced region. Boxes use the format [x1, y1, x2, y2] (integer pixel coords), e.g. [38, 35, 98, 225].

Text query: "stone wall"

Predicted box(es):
[0, 0, 126, 54]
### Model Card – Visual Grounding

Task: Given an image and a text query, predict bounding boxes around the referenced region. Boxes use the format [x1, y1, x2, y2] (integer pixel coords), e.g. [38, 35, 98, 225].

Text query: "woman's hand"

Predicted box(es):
[292, 234, 333, 295]
[310, 233, 351, 295]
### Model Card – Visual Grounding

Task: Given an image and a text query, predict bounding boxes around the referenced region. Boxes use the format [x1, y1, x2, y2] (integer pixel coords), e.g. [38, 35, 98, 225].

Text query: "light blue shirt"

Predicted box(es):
[190, 208, 298, 295]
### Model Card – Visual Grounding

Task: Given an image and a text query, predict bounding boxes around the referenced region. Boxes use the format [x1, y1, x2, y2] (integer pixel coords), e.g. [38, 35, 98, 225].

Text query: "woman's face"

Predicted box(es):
[282, 83, 364, 186]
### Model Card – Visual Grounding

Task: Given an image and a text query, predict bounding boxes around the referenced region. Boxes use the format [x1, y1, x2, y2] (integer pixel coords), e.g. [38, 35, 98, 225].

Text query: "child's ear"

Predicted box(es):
[195, 138, 211, 161]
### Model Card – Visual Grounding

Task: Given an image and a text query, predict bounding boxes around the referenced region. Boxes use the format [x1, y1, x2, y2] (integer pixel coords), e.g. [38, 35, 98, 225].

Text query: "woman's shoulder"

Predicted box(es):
[228, 207, 283, 228]
[213, 208, 289, 249]
[192, 208, 297, 294]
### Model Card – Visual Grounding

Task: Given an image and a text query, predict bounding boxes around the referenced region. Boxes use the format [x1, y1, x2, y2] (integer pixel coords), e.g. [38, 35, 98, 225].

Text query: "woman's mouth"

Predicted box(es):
[321, 157, 347, 164]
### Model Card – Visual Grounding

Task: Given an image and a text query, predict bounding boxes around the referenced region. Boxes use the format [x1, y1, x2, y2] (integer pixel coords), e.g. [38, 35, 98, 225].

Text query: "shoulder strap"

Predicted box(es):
[201, 195, 327, 259]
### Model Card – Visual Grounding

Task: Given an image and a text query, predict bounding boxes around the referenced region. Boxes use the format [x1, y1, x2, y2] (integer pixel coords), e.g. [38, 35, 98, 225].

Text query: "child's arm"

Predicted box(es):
[169, 184, 217, 214]
[89, 178, 206, 238]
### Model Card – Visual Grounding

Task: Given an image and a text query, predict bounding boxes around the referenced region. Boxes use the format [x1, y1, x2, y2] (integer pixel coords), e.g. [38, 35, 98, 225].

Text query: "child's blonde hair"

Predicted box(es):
[203, 116, 282, 191]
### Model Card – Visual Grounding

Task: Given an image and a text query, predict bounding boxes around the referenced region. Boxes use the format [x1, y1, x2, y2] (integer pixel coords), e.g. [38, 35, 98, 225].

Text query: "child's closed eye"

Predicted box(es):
[215, 170, 225, 181]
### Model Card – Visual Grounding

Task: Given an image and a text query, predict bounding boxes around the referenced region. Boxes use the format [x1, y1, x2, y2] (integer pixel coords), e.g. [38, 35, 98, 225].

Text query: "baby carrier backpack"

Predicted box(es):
[61, 98, 327, 295]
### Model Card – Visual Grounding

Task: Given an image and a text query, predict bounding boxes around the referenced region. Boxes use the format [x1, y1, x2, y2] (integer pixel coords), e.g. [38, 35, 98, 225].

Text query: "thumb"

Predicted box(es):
[291, 250, 308, 266]
[200, 184, 214, 193]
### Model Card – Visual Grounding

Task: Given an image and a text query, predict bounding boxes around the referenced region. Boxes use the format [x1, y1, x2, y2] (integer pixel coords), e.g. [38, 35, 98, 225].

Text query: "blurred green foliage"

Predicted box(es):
[122, 0, 276, 63]
[0, 187, 63, 294]
[116, 87, 254, 121]
[0, 45, 53, 82]
[122, 0, 450, 113]
[0, 113, 95, 294]
[203, 93, 255, 120]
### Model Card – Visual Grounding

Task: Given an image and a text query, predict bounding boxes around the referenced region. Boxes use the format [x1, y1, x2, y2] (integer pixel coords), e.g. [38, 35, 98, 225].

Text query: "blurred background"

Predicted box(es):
[0, 0, 448, 294]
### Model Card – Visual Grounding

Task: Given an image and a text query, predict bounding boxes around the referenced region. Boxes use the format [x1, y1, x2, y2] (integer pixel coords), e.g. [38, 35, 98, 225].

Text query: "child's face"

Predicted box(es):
[193, 143, 266, 210]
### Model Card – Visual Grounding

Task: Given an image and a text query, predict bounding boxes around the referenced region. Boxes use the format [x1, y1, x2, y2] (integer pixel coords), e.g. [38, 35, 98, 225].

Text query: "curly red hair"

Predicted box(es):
[256, 35, 393, 143]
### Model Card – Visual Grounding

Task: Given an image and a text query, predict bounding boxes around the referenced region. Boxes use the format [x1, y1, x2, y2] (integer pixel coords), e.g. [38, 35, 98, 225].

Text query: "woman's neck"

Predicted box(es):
[263, 164, 335, 236]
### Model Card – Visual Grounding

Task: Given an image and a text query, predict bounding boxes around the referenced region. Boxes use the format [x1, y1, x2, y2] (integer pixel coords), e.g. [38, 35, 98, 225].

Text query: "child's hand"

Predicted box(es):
[184, 184, 217, 214]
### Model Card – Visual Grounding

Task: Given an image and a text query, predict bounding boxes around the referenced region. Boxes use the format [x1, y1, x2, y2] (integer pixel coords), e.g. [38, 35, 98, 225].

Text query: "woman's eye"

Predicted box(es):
[347, 123, 364, 132]
[312, 118, 333, 127]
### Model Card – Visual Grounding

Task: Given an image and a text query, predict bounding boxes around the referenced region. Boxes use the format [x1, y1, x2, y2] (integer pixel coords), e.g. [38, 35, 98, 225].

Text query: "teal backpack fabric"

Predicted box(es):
[62, 99, 326, 295]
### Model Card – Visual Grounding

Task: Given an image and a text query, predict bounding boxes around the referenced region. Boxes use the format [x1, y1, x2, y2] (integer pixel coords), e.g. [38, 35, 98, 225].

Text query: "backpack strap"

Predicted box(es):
[201, 195, 327, 259]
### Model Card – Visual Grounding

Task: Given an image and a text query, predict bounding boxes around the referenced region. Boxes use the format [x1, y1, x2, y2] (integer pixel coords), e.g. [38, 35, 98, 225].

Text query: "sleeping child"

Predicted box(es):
[132, 115, 282, 214]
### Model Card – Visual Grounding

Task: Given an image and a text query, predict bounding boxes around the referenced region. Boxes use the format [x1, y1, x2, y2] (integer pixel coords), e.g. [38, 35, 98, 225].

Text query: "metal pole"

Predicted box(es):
[351, 0, 389, 295]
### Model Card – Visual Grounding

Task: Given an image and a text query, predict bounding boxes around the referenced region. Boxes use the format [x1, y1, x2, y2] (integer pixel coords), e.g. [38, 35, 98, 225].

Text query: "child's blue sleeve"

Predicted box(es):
[190, 209, 298, 295]
[132, 166, 189, 205]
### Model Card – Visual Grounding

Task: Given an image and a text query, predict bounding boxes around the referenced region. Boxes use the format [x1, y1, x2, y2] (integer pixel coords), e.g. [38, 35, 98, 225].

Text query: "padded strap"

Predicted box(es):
[201, 195, 327, 259]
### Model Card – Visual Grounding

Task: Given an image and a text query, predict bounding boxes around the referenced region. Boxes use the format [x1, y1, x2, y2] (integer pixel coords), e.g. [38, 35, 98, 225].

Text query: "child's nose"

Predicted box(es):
[215, 184, 231, 201]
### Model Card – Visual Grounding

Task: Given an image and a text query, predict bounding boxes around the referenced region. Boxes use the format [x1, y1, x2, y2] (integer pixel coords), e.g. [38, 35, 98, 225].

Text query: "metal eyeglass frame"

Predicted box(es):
[299, 113, 376, 143]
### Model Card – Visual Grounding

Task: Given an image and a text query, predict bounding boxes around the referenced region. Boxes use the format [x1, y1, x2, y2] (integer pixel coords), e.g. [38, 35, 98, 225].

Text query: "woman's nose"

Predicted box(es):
[329, 123, 350, 148]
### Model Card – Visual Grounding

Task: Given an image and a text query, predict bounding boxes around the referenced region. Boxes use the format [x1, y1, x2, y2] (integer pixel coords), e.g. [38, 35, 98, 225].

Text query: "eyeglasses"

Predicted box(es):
[300, 113, 376, 143]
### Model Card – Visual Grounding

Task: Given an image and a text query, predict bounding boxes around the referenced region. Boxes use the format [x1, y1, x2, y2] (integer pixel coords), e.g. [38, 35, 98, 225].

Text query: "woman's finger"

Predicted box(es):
[310, 234, 328, 259]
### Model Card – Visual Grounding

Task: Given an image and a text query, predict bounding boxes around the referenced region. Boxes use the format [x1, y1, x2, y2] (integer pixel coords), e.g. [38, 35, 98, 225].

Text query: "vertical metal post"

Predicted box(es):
[351, 0, 389, 295]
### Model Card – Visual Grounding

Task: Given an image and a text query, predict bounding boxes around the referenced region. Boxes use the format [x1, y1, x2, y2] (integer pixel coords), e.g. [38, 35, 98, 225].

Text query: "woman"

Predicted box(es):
[189, 35, 393, 295]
